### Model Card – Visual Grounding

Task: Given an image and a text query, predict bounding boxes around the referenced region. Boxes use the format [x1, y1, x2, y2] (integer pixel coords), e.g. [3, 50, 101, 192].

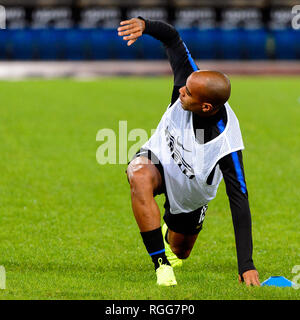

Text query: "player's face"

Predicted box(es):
[179, 77, 202, 112]
[179, 76, 215, 116]
[179, 84, 197, 111]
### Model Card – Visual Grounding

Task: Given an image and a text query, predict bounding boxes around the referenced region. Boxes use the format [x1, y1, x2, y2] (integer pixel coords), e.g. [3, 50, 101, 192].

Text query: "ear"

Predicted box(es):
[201, 103, 213, 113]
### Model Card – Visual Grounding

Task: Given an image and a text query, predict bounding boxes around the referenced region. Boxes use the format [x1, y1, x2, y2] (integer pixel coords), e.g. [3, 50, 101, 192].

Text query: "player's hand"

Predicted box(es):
[118, 18, 145, 46]
[239, 270, 261, 287]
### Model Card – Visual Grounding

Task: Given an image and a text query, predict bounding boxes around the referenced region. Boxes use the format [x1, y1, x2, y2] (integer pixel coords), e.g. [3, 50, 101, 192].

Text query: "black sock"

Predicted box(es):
[140, 227, 170, 270]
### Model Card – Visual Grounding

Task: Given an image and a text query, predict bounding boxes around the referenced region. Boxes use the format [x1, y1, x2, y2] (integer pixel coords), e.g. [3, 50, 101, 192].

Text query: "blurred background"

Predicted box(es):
[0, 1, 300, 300]
[0, 0, 299, 60]
[0, 0, 299, 77]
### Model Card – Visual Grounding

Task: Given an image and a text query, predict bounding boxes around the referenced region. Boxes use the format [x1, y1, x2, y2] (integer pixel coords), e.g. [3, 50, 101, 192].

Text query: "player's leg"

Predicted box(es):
[127, 156, 163, 232]
[127, 155, 177, 286]
[163, 205, 208, 261]
[167, 229, 198, 259]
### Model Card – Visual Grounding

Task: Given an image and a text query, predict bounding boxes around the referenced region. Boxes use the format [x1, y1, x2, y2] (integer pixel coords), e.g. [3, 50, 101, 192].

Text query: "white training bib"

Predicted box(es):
[142, 99, 244, 214]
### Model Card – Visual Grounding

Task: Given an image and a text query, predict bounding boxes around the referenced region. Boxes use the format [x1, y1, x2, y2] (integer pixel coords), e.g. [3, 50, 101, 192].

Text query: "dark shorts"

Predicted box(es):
[129, 148, 208, 235]
[164, 203, 208, 235]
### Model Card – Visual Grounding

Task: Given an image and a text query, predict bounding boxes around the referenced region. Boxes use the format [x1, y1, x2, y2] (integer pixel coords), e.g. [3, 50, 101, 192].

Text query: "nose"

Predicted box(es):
[179, 86, 185, 96]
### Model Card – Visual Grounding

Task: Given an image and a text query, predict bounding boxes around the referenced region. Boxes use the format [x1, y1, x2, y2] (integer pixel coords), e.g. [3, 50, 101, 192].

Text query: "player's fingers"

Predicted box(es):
[117, 23, 137, 32]
[251, 279, 260, 287]
[254, 275, 261, 286]
[245, 274, 260, 287]
[123, 32, 142, 41]
[127, 39, 137, 46]
[250, 271, 260, 286]
[118, 27, 141, 36]
[119, 19, 134, 26]
[244, 277, 252, 287]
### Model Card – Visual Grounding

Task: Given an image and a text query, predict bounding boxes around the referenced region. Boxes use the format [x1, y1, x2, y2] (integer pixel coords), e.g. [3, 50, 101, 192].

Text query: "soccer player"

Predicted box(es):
[118, 17, 260, 287]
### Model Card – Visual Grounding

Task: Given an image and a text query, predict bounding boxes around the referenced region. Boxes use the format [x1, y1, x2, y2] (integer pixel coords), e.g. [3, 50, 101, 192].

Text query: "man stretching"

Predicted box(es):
[118, 17, 260, 287]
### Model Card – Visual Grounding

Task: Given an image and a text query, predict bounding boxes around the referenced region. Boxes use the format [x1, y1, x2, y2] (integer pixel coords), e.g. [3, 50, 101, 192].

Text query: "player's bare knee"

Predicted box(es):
[127, 162, 154, 192]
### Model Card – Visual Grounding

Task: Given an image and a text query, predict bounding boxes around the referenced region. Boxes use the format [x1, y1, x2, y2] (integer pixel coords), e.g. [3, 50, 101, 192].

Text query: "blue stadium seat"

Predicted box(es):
[178, 28, 220, 60]
[10, 29, 36, 60]
[219, 28, 244, 60]
[0, 30, 9, 59]
[64, 29, 89, 60]
[36, 29, 65, 60]
[88, 28, 139, 60]
[273, 29, 300, 60]
[88, 29, 111, 60]
[111, 29, 140, 60]
[244, 28, 267, 59]
[178, 29, 199, 58]
[3, 26, 297, 61]
[140, 34, 165, 60]
[195, 29, 220, 59]
[296, 30, 300, 59]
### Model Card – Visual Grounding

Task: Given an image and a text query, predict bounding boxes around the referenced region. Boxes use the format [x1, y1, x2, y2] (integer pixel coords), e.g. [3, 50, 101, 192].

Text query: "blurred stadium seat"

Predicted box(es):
[273, 29, 300, 59]
[88, 29, 112, 60]
[219, 28, 244, 60]
[178, 28, 219, 60]
[244, 28, 267, 60]
[36, 29, 65, 60]
[110, 29, 140, 60]
[9, 29, 37, 60]
[0, 30, 9, 59]
[64, 29, 89, 60]
[0, 0, 299, 61]
[139, 34, 165, 60]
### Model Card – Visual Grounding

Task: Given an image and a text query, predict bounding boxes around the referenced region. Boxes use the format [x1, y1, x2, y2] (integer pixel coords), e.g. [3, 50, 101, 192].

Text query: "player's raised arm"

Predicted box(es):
[118, 18, 199, 104]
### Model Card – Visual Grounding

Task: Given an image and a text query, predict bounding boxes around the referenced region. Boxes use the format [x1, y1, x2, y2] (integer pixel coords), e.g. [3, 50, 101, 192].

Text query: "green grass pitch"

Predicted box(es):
[0, 76, 299, 300]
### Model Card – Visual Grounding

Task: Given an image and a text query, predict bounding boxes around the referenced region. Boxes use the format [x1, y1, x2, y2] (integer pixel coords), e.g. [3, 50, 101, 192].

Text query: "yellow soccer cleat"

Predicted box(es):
[162, 223, 183, 268]
[156, 258, 177, 286]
